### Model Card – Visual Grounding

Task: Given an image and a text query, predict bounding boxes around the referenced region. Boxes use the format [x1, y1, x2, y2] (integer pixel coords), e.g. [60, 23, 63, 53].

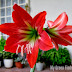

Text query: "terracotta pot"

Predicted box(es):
[15, 62, 23, 68]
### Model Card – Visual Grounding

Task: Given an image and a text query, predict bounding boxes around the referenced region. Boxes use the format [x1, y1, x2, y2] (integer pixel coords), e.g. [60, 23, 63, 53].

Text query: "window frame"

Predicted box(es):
[0, 0, 30, 40]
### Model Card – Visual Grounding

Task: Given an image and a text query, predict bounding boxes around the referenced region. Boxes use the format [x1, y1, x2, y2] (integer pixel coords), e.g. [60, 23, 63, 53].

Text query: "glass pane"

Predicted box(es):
[7, 17, 11, 23]
[1, 8, 5, 16]
[1, 33, 7, 40]
[19, 0, 25, 4]
[6, 7, 11, 16]
[6, 0, 11, 6]
[12, 8, 14, 11]
[7, 35, 9, 38]
[11, 19, 13, 22]
[1, 33, 3, 35]
[1, 0, 5, 7]
[12, 0, 18, 5]
[1, 18, 5, 24]
[20, 5, 25, 9]
[3, 35, 6, 40]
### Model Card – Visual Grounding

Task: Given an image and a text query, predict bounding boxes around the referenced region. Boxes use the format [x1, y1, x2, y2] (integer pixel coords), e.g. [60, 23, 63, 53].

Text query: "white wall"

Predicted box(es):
[30, 0, 72, 59]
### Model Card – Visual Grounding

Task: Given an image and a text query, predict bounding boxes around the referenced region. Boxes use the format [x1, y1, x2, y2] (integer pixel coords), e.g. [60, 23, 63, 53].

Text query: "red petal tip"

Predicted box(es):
[13, 4, 18, 9]
[63, 12, 66, 14]
[42, 11, 47, 15]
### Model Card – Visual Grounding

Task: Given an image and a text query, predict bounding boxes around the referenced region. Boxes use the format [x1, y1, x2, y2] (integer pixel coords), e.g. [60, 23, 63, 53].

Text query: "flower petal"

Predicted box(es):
[38, 40, 53, 51]
[51, 33, 72, 46]
[32, 11, 47, 34]
[12, 11, 26, 27]
[0, 23, 19, 35]
[39, 31, 53, 46]
[13, 4, 32, 24]
[59, 34, 72, 45]
[47, 21, 54, 28]
[27, 40, 39, 68]
[4, 34, 28, 53]
[51, 38, 59, 50]
[58, 25, 72, 34]
[49, 12, 68, 30]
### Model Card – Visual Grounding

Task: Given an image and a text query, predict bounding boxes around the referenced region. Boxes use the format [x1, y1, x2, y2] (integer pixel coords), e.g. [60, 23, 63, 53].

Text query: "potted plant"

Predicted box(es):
[3, 51, 15, 68]
[43, 46, 71, 66]
[14, 55, 25, 68]
[0, 36, 6, 67]
[36, 49, 45, 71]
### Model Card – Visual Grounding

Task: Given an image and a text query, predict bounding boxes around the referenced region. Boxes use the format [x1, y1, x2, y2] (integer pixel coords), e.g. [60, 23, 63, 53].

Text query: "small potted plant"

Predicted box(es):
[36, 50, 45, 71]
[14, 55, 25, 68]
[3, 51, 15, 68]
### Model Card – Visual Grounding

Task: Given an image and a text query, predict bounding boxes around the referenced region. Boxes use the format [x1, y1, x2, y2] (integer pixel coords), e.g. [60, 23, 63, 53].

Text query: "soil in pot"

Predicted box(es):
[15, 62, 23, 68]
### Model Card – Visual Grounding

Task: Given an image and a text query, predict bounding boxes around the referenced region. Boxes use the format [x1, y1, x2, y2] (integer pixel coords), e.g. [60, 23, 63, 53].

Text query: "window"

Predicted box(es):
[0, 0, 30, 40]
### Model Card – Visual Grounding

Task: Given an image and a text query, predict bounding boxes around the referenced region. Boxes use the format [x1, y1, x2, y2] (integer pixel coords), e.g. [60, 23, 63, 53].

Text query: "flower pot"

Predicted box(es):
[0, 61, 1, 67]
[36, 62, 44, 71]
[15, 62, 23, 68]
[3, 59, 13, 68]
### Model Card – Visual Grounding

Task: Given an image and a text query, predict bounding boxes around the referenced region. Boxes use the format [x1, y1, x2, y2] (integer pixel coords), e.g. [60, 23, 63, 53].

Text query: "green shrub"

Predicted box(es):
[0, 36, 6, 53]
[3, 51, 16, 59]
[37, 49, 45, 63]
[43, 46, 71, 66]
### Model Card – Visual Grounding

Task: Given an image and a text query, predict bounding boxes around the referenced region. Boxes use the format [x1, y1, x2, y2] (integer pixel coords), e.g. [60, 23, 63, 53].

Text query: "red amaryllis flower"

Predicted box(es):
[0, 4, 53, 68]
[45, 12, 72, 50]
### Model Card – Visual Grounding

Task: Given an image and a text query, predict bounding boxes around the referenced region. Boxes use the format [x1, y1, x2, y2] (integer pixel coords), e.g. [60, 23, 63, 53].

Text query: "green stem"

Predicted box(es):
[30, 64, 36, 72]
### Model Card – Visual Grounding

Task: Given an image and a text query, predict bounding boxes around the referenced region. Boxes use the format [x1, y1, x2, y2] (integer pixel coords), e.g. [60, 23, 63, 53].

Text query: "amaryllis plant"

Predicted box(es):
[0, 4, 53, 68]
[45, 12, 72, 50]
[0, 4, 72, 72]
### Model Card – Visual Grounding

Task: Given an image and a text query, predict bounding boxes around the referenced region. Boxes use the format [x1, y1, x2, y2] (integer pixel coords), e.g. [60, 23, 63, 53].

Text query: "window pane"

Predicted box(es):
[6, 7, 11, 16]
[1, 33, 7, 40]
[12, 8, 14, 11]
[7, 17, 11, 23]
[1, 0, 5, 7]
[7, 35, 9, 38]
[20, 5, 25, 9]
[19, 0, 25, 4]
[6, 0, 11, 6]
[12, 0, 18, 5]
[1, 8, 5, 16]
[3, 35, 6, 40]
[1, 18, 5, 24]
[11, 19, 13, 22]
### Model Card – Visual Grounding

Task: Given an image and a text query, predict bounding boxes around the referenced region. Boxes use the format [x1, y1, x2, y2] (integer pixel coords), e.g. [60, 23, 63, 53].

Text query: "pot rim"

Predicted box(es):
[3, 59, 13, 60]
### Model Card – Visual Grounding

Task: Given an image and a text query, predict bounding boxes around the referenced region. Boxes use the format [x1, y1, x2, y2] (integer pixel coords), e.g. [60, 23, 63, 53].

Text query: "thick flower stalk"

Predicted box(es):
[45, 12, 72, 50]
[0, 4, 53, 68]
